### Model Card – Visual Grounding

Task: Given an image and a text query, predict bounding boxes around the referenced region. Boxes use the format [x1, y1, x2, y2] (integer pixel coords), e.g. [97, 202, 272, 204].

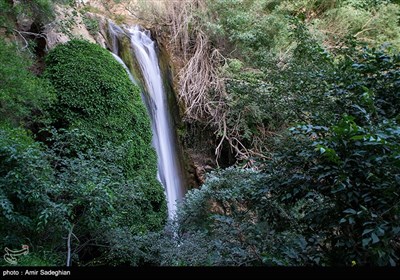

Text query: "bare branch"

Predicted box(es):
[66, 224, 75, 267]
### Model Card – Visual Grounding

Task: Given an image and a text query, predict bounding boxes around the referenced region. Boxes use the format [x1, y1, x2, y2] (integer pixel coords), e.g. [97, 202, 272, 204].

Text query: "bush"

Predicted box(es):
[44, 40, 161, 182]
[265, 115, 400, 265]
[248, 47, 400, 265]
[38, 40, 166, 264]
[157, 117, 399, 266]
[131, 168, 324, 266]
[0, 0, 55, 31]
[313, 2, 400, 50]
[44, 40, 166, 233]
[0, 38, 55, 126]
[82, 15, 99, 36]
[0, 126, 54, 250]
[16, 0, 55, 25]
[207, 0, 294, 65]
[0, 125, 166, 265]
[0, 0, 14, 31]
[145, 39, 400, 267]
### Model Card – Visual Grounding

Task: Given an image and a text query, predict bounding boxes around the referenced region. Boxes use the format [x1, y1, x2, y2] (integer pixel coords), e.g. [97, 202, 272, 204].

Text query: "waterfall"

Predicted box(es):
[108, 24, 185, 219]
[111, 53, 137, 85]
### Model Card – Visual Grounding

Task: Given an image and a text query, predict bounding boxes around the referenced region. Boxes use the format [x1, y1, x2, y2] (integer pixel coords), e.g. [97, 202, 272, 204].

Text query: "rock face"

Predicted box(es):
[42, 1, 140, 50]
[77, 0, 140, 25]
[16, 13, 34, 32]
[12, 0, 33, 31]
[43, 5, 97, 49]
[75, 0, 89, 6]
[187, 148, 216, 186]
[44, 30, 69, 49]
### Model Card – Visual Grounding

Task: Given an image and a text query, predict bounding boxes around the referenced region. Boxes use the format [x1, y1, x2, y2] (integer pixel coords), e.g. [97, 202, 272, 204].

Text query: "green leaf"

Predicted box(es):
[362, 229, 374, 236]
[376, 227, 385, 236]
[343, 208, 357, 215]
[362, 238, 371, 247]
[371, 233, 379, 244]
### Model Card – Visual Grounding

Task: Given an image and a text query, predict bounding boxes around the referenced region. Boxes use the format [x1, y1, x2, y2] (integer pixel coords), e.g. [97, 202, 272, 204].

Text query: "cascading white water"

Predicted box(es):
[109, 24, 185, 219]
[111, 53, 137, 85]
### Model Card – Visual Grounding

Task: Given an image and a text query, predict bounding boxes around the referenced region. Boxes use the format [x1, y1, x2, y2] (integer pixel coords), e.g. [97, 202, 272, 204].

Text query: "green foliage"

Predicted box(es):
[267, 47, 400, 265]
[151, 112, 399, 266]
[0, 0, 55, 30]
[0, 0, 14, 31]
[124, 168, 325, 266]
[55, 0, 76, 5]
[43, 41, 166, 256]
[44, 40, 159, 179]
[106, 224, 217, 266]
[338, 46, 400, 122]
[175, 168, 297, 266]
[0, 125, 165, 266]
[0, 126, 165, 265]
[17, 0, 55, 24]
[270, 116, 400, 265]
[0, 38, 55, 126]
[209, 16, 399, 160]
[14, 252, 62, 266]
[146, 12, 400, 265]
[313, 3, 400, 49]
[0, 39, 166, 266]
[207, 0, 400, 64]
[343, 0, 393, 9]
[207, 0, 294, 64]
[82, 15, 99, 36]
[0, 126, 54, 249]
[210, 23, 339, 158]
[0, 250, 62, 266]
[43, 128, 166, 264]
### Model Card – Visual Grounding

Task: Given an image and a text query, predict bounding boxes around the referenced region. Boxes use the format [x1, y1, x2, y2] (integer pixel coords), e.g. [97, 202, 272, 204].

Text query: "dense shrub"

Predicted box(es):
[0, 38, 55, 126]
[154, 45, 400, 266]
[17, 0, 55, 24]
[43, 40, 166, 234]
[0, 0, 55, 31]
[0, 126, 164, 265]
[124, 168, 324, 266]
[0, 39, 166, 266]
[0, 126, 54, 249]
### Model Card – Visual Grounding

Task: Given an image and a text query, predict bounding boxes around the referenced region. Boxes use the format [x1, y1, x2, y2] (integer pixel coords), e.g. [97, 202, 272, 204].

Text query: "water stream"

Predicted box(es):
[109, 24, 185, 219]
